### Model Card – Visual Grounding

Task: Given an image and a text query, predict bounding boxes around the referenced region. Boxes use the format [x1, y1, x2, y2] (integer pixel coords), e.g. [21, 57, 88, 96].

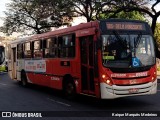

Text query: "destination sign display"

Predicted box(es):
[106, 22, 145, 31]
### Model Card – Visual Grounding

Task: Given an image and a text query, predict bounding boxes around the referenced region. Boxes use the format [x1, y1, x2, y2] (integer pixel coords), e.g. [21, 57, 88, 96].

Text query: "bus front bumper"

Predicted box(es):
[100, 79, 157, 99]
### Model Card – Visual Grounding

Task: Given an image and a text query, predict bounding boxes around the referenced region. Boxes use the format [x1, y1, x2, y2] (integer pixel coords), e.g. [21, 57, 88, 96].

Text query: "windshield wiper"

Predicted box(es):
[134, 32, 142, 48]
[113, 31, 128, 49]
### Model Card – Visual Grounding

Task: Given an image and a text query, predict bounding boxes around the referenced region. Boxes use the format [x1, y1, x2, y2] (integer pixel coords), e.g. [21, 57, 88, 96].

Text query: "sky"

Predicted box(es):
[0, 0, 11, 26]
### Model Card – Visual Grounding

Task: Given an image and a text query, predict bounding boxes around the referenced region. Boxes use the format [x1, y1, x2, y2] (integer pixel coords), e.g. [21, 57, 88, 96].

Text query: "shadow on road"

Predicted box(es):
[15, 82, 154, 111]
[1, 73, 155, 111]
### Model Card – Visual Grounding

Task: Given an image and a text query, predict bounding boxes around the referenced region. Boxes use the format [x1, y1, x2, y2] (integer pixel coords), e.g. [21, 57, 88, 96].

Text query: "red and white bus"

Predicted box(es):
[8, 19, 157, 99]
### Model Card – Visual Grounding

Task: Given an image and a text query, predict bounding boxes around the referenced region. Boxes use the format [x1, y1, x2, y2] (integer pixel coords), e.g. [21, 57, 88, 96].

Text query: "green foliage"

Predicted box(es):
[1, 0, 73, 35]
[70, 0, 116, 22]
[154, 23, 160, 47]
[115, 11, 146, 21]
[98, 11, 146, 21]
[157, 67, 160, 71]
[70, 0, 148, 22]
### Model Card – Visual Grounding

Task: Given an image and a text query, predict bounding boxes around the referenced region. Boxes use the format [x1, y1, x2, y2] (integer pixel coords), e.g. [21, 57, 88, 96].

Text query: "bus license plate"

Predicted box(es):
[129, 88, 139, 93]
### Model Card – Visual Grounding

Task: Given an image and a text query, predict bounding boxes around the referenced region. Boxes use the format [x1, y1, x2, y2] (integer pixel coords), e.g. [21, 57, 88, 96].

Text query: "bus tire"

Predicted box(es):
[63, 80, 76, 100]
[21, 71, 28, 87]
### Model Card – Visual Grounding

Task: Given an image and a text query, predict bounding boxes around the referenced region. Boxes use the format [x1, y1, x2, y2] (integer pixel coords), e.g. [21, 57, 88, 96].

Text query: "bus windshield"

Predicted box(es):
[102, 34, 155, 68]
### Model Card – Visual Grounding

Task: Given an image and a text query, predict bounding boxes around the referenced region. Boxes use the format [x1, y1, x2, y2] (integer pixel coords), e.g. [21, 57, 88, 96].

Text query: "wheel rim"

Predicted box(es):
[22, 78, 26, 86]
[66, 83, 74, 95]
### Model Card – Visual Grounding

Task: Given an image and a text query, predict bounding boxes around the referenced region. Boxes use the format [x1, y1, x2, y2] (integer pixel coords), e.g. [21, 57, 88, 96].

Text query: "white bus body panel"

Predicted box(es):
[100, 79, 157, 99]
[16, 59, 25, 81]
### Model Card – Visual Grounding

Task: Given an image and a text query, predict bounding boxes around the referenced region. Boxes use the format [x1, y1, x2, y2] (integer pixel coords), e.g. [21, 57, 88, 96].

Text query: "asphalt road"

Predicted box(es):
[0, 72, 160, 120]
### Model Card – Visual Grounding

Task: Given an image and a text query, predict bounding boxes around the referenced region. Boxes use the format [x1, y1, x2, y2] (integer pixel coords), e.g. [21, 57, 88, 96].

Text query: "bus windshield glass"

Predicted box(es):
[102, 34, 155, 68]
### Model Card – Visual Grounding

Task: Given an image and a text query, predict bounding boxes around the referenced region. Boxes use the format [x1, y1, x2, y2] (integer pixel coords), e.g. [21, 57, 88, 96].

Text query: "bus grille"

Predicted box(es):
[107, 82, 153, 95]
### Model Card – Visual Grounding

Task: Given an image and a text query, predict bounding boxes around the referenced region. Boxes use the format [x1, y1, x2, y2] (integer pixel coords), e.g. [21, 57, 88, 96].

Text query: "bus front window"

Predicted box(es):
[102, 34, 155, 68]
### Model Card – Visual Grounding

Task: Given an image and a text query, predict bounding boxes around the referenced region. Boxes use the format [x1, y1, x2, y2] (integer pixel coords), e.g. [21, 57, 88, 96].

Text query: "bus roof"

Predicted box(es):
[9, 37, 30, 44]
[10, 19, 152, 45]
[31, 20, 98, 40]
[10, 20, 99, 44]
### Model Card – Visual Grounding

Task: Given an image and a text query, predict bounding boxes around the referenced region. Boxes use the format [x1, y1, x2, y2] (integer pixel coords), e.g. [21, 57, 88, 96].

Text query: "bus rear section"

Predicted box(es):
[99, 19, 157, 99]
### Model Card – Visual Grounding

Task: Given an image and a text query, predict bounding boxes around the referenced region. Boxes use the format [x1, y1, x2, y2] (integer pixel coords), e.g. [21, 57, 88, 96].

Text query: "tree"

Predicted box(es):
[155, 23, 160, 46]
[0, 0, 73, 35]
[69, 0, 147, 22]
[99, 10, 146, 21]
[110, 0, 160, 34]
[70, 0, 114, 22]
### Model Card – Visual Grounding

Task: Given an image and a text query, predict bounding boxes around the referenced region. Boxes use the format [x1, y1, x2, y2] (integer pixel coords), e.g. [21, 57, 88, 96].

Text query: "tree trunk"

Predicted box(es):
[155, 44, 160, 58]
[86, 17, 91, 22]
[36, 29, 41, 34]
[151, 16, 157, 35]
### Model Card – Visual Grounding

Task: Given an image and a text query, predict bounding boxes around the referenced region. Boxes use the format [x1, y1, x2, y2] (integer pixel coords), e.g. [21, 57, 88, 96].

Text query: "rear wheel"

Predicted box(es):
[64, 81, 76, 100]
[21, 72, 28, 87]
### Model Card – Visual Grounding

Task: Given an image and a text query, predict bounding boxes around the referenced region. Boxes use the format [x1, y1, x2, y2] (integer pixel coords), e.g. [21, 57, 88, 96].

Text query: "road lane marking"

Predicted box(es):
[0, 82, 15, 87]
[47, 98, 71, 107]
[0, 83, 7, 86]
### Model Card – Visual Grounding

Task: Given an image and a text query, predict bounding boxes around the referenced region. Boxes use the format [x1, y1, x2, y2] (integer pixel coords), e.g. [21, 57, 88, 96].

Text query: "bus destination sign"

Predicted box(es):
[106, 22, 145, 31]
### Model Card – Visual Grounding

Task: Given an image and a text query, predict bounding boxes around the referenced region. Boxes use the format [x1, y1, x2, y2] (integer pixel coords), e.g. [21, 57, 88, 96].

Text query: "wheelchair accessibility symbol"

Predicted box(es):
[132, 57, 140, 67]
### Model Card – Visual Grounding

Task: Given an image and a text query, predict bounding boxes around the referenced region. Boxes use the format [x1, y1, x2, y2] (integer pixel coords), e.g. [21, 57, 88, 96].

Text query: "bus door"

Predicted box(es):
[80, 35, 95, 95]
[11, 48, 17, 79]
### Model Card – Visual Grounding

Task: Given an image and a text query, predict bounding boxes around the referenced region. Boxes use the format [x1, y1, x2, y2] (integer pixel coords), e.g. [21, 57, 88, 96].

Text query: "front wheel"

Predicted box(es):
[64, 82, 76, 100]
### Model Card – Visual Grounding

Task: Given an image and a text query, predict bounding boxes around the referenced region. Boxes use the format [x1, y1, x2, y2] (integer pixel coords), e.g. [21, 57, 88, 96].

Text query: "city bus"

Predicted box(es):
[8, 19, 157, 99]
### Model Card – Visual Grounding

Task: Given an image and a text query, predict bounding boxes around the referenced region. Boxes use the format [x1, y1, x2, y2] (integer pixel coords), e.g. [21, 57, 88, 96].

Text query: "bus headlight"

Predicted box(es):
[105, 79, 113, 86]
[106, 80, 111, 84]
[151, 71, 157, 82]
[102, 74, 106, 79]
[102, 74, 113, 86]
[152, 76, 156, 82]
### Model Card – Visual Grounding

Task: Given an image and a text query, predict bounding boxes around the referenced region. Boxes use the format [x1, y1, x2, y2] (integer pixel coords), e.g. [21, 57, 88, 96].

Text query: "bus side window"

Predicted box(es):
[70, 34, 75, 57]
[58, 37, 63, 58]
[33, 40, 42, 58]
[44, 37, 58, 58]
[59, 34, 75, 58]
[43, 39, 47, 58]
[50, 37, 58, 58]
[8, 45, 11, 60]
[17, 43, 23, 59]
[24, 42, 32, 58]
[44, 38, 51, 58]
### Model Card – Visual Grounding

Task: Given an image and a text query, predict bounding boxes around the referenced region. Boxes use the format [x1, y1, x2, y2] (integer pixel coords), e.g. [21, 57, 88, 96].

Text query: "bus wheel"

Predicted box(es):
[21, 72, 28, 87]
[64, 82, 76, 100]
